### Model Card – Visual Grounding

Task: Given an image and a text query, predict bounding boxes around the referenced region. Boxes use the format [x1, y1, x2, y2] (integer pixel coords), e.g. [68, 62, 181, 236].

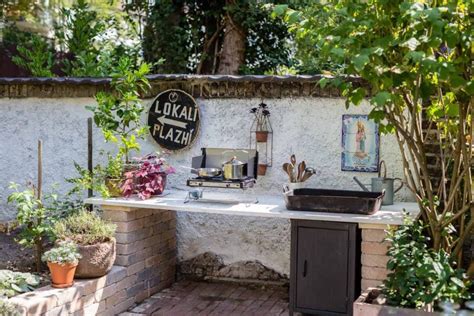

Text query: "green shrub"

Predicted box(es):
[0, 298, 19, 316]
[11, 33, 54, 77]
[383, 217, 471, 309]
[53, 210, 116, 245]
[0, 270, 40, 298]
[7, 183, 64, 272]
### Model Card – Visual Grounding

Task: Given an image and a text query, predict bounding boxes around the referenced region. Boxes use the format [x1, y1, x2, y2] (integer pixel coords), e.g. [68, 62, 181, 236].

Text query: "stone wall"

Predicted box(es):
[9, 206, 176, 315]
[0, 75, 414, 277]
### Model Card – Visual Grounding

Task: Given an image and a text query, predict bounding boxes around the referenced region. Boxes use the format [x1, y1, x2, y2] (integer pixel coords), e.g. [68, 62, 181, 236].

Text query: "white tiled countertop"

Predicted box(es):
[85, 190, 420, 226]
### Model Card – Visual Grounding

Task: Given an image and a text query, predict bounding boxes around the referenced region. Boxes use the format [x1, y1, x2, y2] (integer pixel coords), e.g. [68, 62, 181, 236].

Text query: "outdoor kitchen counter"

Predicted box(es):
[85, 190, 420, 226]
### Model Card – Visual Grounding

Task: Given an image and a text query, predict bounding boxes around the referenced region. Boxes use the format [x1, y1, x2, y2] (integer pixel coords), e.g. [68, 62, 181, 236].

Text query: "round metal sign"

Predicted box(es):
[148, 89, 200, 151]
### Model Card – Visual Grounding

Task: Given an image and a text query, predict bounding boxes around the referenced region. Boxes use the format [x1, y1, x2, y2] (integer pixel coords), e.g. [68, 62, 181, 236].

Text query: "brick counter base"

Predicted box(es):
[11, 206, 176, 316]
[359, 224, 394, 291]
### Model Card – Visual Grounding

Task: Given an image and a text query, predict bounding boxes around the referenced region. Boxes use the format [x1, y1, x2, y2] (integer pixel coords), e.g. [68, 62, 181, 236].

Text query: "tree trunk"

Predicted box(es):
[217, 14, 245, 75]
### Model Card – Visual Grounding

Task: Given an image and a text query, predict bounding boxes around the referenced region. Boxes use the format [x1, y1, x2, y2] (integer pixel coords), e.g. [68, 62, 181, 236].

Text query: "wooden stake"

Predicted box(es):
[37, 140, 42, 200]
[36, 139, 43, 272]
[87, 118, 93, 198]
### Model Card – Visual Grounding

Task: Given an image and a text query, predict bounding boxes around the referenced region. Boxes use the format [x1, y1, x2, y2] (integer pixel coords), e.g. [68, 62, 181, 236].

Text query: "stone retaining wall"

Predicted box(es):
[10, 207, 176, 316]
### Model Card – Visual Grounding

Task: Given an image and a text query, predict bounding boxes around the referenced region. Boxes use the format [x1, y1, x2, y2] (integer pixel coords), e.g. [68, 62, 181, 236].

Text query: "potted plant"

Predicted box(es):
[122, 154, 176, 200]
[53, 210, 116, 278]
[250, 102, 271, 142]
[354, 218, 472, 315]
[68, 152, 125, 198]
[42, 241, 81, 288]
[103, 153, 125, 197]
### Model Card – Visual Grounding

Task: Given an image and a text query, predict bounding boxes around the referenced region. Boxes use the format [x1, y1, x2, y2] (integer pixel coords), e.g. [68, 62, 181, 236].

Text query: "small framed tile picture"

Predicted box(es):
[341, 114, 380, 172]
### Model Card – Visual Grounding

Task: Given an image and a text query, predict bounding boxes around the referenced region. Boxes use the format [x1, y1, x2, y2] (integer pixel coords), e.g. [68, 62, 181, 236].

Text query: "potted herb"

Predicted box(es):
[122, 154, 176, 200]
[250, 102, 271, 142]
[42, 241, 81, 288]
[53, 210, 116, 278]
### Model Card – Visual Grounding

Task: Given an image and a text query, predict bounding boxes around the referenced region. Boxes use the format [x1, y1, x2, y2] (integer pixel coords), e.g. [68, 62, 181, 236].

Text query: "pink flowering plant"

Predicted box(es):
[121, 153, 175, 200]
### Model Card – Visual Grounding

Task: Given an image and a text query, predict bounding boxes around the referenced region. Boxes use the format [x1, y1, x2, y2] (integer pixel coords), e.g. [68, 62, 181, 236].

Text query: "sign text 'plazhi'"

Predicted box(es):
[148, 89, 200, 151]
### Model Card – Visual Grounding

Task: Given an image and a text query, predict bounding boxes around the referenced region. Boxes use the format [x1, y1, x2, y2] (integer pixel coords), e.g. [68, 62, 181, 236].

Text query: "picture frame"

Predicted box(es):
[341, 114, 380, 172]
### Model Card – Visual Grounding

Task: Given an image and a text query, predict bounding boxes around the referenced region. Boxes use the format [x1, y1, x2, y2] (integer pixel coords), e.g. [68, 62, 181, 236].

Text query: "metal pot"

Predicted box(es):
[222, 156, 246, 180]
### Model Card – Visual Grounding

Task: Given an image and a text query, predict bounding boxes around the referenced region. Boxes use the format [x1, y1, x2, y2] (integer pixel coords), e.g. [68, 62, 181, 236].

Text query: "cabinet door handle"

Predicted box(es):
[302, 259, 307, 277]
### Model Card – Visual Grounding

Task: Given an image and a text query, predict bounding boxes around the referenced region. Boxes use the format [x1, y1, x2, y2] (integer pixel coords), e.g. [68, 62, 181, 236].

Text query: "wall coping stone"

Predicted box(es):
[0, 74, 367, 99]
[10, 265, 127, 315]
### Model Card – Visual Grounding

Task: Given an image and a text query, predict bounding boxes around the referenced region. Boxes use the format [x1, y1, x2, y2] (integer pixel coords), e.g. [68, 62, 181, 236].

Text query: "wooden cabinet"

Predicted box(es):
[290, 220, 360, 315]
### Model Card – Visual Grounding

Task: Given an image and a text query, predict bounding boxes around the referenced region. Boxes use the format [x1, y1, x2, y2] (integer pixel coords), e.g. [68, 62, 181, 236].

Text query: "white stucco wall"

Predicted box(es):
[0, 96, 413, 275]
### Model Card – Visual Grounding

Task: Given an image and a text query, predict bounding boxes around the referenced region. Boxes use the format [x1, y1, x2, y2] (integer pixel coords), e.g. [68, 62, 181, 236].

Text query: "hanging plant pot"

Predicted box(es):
[256, 131, 269, 142]
[47, 262, 78, 288]
[258, 164, 268, 176]
[105, 177, 123, 197]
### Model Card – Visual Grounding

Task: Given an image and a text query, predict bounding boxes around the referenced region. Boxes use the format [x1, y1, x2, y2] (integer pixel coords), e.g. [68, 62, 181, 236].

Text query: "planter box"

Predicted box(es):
[354, 288, 437, 316]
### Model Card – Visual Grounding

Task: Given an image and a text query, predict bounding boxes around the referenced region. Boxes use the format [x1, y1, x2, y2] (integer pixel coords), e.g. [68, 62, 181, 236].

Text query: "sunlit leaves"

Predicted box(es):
[352, 54, 370, 72]
[372, 92, 392, 107]
[88, 57, 151, 161]
[383, 219, 471, 308]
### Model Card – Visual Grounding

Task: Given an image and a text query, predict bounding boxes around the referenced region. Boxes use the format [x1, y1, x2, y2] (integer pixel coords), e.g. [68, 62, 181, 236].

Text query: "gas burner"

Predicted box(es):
[186, 148, 258, 190]
[187, 177, 256, 189]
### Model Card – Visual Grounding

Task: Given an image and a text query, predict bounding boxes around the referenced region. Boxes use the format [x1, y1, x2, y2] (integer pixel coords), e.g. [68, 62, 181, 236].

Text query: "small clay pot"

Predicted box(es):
[47, 262, 78, 288]
[258, 164, 267, 176]
[255, 131, 268, 142]
[75, 239, 116, 278]
[105, 177, 123, 197]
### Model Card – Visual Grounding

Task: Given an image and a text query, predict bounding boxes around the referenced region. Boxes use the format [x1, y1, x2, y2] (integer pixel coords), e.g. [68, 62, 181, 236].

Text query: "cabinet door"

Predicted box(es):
[290, 221, 357, 315]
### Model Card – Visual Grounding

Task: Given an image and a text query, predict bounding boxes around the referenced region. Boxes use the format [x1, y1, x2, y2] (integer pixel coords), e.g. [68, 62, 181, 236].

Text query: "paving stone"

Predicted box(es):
[133, 280, 291, 315]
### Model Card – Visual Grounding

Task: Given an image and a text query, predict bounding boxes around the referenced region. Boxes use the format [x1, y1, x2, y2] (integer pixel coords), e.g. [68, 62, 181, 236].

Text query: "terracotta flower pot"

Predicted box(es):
[255, 131, 268, 142]
[47, 262, 78, 288]
[75, 239, 116, 278]
[258, 164, 268, 176]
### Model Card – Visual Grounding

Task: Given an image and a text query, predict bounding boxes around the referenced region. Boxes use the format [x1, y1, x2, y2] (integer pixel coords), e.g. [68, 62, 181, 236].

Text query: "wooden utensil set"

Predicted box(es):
[283, 154, 315, 183]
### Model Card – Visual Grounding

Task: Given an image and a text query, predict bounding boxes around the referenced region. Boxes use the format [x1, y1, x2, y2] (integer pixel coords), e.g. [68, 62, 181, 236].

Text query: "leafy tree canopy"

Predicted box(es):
[125, 0, 294, 74]
[275, 0, 473, 263]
